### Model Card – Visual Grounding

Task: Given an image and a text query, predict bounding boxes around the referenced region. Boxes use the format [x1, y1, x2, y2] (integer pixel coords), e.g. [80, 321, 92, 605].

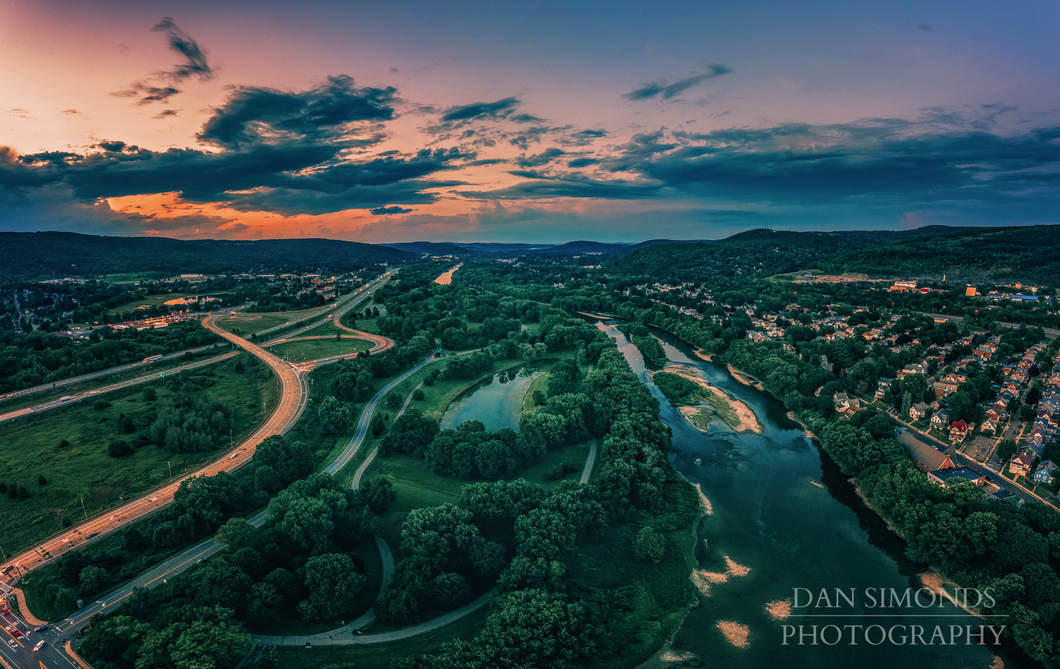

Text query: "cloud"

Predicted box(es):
[113, 17, 212, 106]
[516, 148, 567, 168]
[461, 170, 662, 201]
[61, 109, 81, 116]
[198, 75, 396, 149]
[440, 97, 520, 122]
[370, 205, 413, 215]
[916, 23, 934, 32]
[7, 109, 32, 119]
[623, 64, 733, 101]
[154, 109, 180, 119]
[150, 17, 214, 82]
[567, 158, 599, 168]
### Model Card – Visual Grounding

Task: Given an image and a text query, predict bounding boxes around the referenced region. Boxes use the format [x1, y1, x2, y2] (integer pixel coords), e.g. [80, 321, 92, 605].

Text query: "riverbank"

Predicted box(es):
[655, 368, 763, 434]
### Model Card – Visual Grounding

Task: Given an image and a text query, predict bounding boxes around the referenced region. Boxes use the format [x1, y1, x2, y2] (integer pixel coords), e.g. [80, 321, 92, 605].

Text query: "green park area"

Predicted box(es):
[215, 305, 338, 335]
[265, 337, 373, 362]
[0, 353, 278, 554]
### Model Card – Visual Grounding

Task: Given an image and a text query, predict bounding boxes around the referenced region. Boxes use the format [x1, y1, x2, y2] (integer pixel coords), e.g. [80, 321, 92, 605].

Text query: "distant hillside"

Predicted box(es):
[529, 240, 631, 256]
[0, 232, 415, 279]
[455, 242, 554, 253]
[618, 238, 713, 255]
[822, 225, 1060, 283]
[612, 225, 1060, 284]
[382, 241, 479, 256]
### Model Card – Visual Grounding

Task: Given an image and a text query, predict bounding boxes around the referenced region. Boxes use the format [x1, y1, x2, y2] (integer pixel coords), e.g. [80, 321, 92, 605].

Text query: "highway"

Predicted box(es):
[0, 351, 238, 425]
[0, 274, 393, 616]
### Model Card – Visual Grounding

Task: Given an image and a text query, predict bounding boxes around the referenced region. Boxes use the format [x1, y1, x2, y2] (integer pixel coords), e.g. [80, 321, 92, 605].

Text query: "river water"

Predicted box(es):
[595, 323, 1031, 669]
[440, 367, 544, 432]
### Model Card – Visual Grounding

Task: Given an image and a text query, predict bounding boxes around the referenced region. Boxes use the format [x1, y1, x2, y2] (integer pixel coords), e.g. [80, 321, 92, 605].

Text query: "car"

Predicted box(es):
[12, 628, 20, 637]
[34, 640, 44, 651]
[1, 607, 8, 615]
[34, 624, 46, 632]
[0, 565, 12, 574]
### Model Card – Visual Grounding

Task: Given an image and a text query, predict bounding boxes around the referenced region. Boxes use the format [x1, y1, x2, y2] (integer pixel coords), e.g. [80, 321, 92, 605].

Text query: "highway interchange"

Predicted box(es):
[0, 273, 394, 669]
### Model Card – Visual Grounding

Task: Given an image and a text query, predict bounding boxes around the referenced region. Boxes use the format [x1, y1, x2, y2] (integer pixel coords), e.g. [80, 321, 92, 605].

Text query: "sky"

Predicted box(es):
[1, 0, 1058, 244]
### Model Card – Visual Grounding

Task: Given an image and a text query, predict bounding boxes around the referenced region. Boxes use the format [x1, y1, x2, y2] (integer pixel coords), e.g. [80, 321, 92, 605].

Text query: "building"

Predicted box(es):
[929, 467, 987, 487]
[949, 420, 969, 441]
[1010, 451, 1035, 478]
[1034, 461, 1057, 486]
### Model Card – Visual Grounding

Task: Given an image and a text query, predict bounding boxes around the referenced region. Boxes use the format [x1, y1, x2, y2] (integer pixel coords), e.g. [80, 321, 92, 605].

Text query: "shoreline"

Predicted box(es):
[655, 368, 763, 435]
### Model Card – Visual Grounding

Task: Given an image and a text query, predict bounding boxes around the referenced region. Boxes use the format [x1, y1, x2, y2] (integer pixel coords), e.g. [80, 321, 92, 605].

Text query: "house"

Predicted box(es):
[833, 392, 850, 411]
[981, 417, 999, 434]
[949, 420, 969, 441]
[929, 467, 987, 487]
[875, 379, 893, 401]
[933, 382, 958, 398]
[842, 398, 863, 417]
[931, 410, 950, 429]
[986, 488, 1021, 506]
[910, 402, 931, 421]
[1034, 460, 1057, 486]
[1010, 451, 1035, 478]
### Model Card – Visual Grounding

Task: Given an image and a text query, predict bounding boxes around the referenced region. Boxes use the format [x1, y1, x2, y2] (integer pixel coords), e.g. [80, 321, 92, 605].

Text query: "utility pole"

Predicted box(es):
[81, 498, 88, 520]
[168, 461, 173, 480]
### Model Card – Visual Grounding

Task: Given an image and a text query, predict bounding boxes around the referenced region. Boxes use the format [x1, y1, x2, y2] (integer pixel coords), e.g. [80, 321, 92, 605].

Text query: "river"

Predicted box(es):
[595, 323, 1031, 669]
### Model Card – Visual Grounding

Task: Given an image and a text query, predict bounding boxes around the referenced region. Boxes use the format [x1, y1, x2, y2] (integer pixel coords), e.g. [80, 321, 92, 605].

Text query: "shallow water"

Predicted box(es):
[596, 323, 1031, 669]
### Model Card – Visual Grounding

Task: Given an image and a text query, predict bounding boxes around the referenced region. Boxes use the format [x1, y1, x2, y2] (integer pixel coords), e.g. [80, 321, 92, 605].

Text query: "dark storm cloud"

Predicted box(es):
[604, 121, 1060, 206]
[370, 206, 413, 215]
[150, 17, 214, 82]
[198, 75, 397, 148]
[516, 148, 567, 167]
[623, 64, 733, 101]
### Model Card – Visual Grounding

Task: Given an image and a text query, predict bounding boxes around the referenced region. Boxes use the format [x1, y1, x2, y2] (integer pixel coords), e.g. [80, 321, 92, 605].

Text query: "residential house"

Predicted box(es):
[949, 420, 969, 442]
[910, 402, 931, 421]
[1010, 451, 1035, 478]
[875, 379, 893, 401]
[1034, 460, 1057, 486]
[981, 417, 999, 435]
[933, 382, 958, 398]
[931, 410, 950, 429]
[833, 392, 850, 411]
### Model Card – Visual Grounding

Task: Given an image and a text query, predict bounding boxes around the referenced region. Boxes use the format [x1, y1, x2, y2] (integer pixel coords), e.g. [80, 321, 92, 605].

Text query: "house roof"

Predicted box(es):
[931, 467, 986, 484]
[898, 431, 956, 471]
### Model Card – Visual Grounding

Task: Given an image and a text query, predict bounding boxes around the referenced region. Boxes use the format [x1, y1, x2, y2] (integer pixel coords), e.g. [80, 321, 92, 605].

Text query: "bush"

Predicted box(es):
[412, 388, 425, 401]
[59, 439, 70, 448]
[142, 387, 157, 401]
[423, 375, 435, 387]
[633, 526, 666, 563]
[108, 441, 134, 457]
[94, 400, 111, 411]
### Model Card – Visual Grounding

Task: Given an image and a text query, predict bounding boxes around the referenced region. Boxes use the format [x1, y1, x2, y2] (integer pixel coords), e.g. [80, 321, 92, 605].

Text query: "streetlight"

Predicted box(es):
[81, 498, 88, 520]
[168, 461, 173, 480]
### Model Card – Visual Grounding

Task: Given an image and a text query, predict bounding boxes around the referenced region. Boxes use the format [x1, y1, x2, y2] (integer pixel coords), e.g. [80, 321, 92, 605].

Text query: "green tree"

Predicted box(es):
[317, 396, 352, 436]
[216, 517, 254, 552]
[633, 526, 666, 563]
[302, 553, 366, 621]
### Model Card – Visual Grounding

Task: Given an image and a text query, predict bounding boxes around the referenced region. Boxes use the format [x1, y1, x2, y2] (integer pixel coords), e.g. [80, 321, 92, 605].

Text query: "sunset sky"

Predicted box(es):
[2, 0, 1058, 243]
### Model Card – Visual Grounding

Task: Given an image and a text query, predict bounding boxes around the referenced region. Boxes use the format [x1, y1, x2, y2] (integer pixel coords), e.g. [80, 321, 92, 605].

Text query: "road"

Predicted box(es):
[0, 274, 398, 669]
[0, 275, 395, 607]
[0, 342, 230, 408]
[0, 351, 238, 425]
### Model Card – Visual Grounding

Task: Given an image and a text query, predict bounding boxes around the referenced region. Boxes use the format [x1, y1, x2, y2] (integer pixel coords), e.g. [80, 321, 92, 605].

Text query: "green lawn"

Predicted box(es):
[265, 337, 373, 362]
[216, 305, 338, 335]
[522, 371, 550, 412]
[0, 354, 279, 553]
[274, 606, 489, 667]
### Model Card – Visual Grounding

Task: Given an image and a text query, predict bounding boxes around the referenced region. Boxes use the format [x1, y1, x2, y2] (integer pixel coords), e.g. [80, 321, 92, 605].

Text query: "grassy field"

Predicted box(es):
[522, 370, 550, 412]
[215, 305, 339, 335]
[265, 337, 373, 362]
[340, 309, 379, 334]
[0, 354, 279, 553]
[274, 606, 489, 667]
